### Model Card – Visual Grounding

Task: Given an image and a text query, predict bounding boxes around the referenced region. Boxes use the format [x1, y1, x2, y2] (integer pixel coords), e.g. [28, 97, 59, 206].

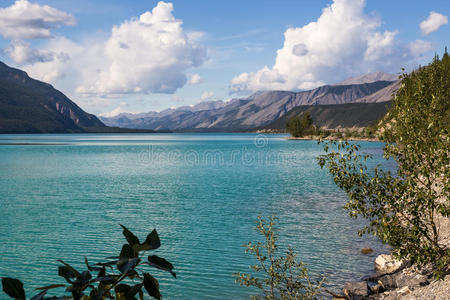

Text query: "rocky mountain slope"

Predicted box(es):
[335, 72, 398, 85]
[0, 61, 106, 133]
[102, 78, 399, 131]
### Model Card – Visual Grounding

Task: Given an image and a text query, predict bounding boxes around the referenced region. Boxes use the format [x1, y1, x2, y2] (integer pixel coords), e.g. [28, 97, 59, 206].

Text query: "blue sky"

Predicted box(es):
[0, 0, 448, 116]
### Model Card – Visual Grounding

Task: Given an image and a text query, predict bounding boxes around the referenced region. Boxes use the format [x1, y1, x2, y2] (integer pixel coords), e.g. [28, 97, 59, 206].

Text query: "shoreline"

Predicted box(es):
[285, 136, 380, 142]
[336, 214, 450, 299]
[335, 253, 450, 299]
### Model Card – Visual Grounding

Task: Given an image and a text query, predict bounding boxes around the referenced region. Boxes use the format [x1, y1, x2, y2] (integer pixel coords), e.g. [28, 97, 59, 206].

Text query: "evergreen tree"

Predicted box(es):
[287, 112, 314, 137]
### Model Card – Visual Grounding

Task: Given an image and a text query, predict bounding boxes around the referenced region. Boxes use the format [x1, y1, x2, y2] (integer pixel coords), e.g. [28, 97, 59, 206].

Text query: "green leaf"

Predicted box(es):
[89, 287, 107, 300]
[95, 260, 118, 267]
[84, 257, 102, 272]
[30, 290, 46, 300]
[120, 244, 137, 259]
[120, 224, 140, 246]
[78, 270, 92, 284]
[137, 229, 160, 252]
[58, 266, 77, 282]
[126, 283, 143, 299]
[115, 284, 133, 300]
[1, 278, 26, 299]
[148, 255, 176, 278]
[143, 273, 161, 300]
[57, 260, 80, 279]
[115, 283, 131, 294]
[92, 275, 120, 285]
[117, 258, 140, 275]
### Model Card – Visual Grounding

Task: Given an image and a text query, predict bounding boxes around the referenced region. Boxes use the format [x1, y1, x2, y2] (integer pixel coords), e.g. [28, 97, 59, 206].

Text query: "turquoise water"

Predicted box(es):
[0, 133, 391, 299]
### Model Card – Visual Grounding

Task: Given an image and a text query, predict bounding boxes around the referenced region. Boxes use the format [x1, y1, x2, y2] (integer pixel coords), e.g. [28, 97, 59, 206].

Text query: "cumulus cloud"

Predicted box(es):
[408, 40, 432, 58]
[7, 1, 206, 98]
[230, 0, 430, 94]
[420, 11, 448, 36]
[76, 1, 206, 95]
[0, 0, 75, 39]
[21, 36, 85, 83]
[99, 106, 129, 118]
[200, 91, 214, 101]
[189, 73, 202, 85]
[6, 40, 69, 64]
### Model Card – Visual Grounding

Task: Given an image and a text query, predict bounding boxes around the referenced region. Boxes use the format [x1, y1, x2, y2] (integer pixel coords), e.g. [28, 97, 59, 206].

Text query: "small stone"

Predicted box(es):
[379, 274, 397, 289]
[370, 283, 384, 294]
[395, 273, 428, 288]
[375, 254, 404, 273]
[343, 281, 369, 298]
[397, 286, 411, 295]
[361, 247, 373, 254]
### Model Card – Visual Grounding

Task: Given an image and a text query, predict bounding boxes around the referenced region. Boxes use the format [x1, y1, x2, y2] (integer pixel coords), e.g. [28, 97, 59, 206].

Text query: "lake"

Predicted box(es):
[0, 133, 390, 299]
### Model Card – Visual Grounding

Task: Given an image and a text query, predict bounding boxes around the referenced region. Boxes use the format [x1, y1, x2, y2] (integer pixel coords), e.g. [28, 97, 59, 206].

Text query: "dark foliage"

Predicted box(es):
[318, 51, 450, 278]
[265, 101, 392, 131]
[286, 112, 315, 137]
[1, 225, 175, 299]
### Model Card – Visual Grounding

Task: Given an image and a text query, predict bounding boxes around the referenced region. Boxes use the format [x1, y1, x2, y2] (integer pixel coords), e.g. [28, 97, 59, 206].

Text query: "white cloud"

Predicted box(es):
[230, 0, 429, 94]
[189, 73, 202, 85]
[420, 11, 448, 36]
[8, 1, 206, 98]
[408, 40, 432, 58]
[364, 30, 398, 61]
[200, 91, 214, 101]
[0, 0, 75, 39]
[99, 106, 128, 118]
[76, 1, 206, 95]
[171, 95, 184, 102]
[21, 36, 85, 83]
[6, 40, 69, 64]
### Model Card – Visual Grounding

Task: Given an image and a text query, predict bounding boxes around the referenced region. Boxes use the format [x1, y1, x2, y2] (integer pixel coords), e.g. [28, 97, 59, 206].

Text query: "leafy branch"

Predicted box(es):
[234, 216, 325, 300]
[2, 225, 176, 300]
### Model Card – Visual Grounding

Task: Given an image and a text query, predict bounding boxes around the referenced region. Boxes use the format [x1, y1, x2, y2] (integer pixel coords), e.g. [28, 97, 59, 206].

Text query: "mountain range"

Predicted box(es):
[335, 71, 398, 85]
[101, 77, 399, 131]
[0, 60, 399, 133]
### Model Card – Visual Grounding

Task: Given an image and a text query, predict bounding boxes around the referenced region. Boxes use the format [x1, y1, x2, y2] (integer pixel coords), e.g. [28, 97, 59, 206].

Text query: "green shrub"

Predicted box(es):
[234, 216, 324, 299]
[318, 51, 450, 278]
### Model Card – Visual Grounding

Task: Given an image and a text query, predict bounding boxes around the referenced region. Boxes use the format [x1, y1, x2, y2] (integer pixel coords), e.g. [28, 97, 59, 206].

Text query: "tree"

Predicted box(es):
[287, 112, 315, 137]
[287, 116, 302, 137]
[234, 216, 324, 299]
[299, 112, 313, 134]
[1, 225, 176, 299]
[317, 52, 450, 278]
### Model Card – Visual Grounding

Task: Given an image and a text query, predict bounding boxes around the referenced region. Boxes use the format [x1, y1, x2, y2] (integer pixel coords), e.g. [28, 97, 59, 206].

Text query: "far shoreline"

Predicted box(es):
[285, 136, 380, 142]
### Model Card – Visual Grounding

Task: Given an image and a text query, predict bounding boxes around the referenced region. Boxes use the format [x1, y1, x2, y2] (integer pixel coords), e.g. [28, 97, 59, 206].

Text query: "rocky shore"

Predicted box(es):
[335, 216, 450, 300]
[333, 254, 449, 300]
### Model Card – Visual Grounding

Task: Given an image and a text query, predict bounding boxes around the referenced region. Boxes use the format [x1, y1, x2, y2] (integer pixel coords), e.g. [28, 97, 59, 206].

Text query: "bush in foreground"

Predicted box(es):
[234, 216, 324, 299]
[1, 225, 175, 300]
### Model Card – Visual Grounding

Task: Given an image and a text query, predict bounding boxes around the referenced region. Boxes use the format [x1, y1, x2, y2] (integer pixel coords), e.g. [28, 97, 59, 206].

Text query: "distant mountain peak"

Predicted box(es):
[101, 80, 398, 131]
[335, 72, 398, 86]
[0, 61, 106, 133]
